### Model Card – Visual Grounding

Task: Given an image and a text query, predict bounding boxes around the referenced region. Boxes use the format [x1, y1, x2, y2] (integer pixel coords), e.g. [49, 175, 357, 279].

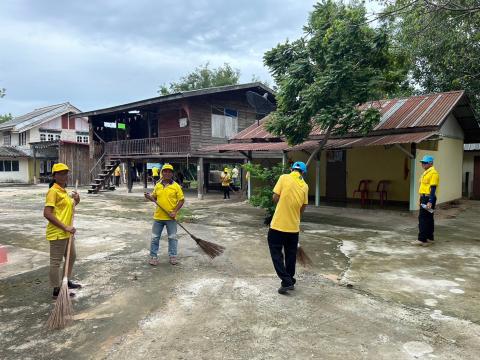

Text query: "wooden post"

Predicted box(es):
[197, 157, 204, 200]
[143, 161, 148, 189]
[282, 151, 287, 167]
[409, 144, 417, 211]
[127, 160, 133, 193]
[315, 156, 321, 207]
[33, 147, 37, 184]
[247, 151, 252, 200]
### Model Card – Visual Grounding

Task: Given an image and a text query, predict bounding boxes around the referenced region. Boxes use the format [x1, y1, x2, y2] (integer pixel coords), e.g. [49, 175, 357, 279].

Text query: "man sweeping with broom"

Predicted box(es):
[268, 161, 309, 295]
[144, 163, 184, 266]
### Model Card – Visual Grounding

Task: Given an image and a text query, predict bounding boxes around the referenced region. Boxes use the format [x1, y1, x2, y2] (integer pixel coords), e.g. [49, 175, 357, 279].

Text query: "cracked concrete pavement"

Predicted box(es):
[0, 184, 479, 359]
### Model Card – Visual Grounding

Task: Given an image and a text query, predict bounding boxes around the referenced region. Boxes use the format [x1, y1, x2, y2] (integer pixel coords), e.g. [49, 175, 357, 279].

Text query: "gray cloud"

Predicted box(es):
[0, 0, 319, 115]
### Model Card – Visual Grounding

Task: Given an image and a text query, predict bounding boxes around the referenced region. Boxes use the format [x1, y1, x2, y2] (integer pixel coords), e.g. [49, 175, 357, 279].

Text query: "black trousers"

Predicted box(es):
[268, 228, 299, 287]
[418, 195, 436, 242]
[115, 175, 120, 186]
[223, 186, 230, 199]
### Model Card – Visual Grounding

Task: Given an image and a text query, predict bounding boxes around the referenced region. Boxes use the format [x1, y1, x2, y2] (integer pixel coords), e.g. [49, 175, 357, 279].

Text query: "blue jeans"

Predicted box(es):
[150, 220, 178, 258]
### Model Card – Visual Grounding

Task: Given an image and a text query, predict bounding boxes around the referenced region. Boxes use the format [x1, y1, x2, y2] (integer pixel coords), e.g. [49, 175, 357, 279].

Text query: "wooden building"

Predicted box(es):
[76, 83, 275, 196]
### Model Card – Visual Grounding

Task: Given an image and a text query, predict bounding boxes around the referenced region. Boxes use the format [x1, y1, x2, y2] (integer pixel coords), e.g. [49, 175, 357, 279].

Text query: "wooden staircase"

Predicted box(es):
[88, 159, 120, 194]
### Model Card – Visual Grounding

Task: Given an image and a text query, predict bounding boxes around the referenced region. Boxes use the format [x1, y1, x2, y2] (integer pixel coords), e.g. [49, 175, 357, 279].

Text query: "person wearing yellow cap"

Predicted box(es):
[221, 167, 231, 200]
[43, 163, 81, 299]
[144, 163, 185, 265]
[151, 166, 160, 185]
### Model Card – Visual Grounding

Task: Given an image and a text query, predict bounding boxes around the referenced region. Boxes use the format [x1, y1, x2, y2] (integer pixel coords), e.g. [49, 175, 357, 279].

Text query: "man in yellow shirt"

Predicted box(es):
[144, 163, 185, 265]
[114, 165, 121, 187]
[43, 163, 81, 299]
[268, 161, 309, 294]
[415, 155, 439, 246]
[152, 166, 160, 185]
[221, 168, 231, 199]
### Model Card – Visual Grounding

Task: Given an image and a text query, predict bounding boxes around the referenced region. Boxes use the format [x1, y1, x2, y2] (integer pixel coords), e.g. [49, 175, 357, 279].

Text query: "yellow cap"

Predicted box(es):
[224, 168, 229, 172]
[52, 163, 70, 173]
[161, 163, 174, 172]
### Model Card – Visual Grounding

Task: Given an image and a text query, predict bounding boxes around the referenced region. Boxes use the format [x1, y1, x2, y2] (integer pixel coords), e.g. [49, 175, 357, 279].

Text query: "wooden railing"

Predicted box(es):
[104, 135, 191, 156]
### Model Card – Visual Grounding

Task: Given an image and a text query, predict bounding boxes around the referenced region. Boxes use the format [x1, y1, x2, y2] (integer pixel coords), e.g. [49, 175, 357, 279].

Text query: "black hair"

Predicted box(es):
[49, 179, 56, 188]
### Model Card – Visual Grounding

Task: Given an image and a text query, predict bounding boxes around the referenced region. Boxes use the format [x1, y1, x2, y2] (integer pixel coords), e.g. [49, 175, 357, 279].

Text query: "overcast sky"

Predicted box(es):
[0, 0, 379, 116]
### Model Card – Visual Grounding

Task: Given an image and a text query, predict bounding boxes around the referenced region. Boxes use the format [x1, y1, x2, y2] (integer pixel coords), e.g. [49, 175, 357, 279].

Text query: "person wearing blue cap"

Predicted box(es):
[268, 161, 309, 294]
[415, 155, 439, 246]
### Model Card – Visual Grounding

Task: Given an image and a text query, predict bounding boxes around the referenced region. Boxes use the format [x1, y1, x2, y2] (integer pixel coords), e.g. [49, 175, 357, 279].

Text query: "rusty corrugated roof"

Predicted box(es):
[201, 131, 438, 153]
[232, 91, 468, 142]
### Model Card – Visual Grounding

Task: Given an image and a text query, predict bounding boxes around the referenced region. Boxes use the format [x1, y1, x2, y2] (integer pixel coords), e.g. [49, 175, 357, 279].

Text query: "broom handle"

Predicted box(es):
[62, 182, 78, 279]
[147, 197, 193, 237]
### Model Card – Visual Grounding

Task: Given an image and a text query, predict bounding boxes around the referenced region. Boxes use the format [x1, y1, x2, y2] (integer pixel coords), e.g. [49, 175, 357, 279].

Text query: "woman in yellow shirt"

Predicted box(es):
[43, 163, 81, 299]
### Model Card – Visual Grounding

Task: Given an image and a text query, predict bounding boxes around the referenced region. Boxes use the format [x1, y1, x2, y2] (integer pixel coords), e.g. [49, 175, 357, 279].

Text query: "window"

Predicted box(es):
[19, 132, 28, 146]
[3, 133, 11, 145]
[62, 114, 69, 129]
[12, 160, 19, 171]
[211, 107, 238, 139]
[55, 134, 61, 140]
[47, 160, 53, 173]
[83, 136, 89, 143]
[77, 135, 82, 143]
[4, 160, 11, 171]
[69, 117, 75, 130]
[48, 134, 54, 141]
[40, 133, 46, 142]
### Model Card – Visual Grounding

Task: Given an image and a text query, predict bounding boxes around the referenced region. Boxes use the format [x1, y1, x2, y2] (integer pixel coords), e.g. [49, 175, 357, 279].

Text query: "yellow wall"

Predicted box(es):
[27, 159, 41, 183]
[416, 137, 463, 204]
[346, 145, 411, 201]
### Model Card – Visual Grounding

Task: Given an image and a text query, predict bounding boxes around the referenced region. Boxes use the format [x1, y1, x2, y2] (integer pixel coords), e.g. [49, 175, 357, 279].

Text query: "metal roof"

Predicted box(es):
[76, 82, 275, 117]
[232, 90, 477, 142]
[201, 131, 438, 153]
[0, 146, 30, 158]
[0, 103, 82, 132]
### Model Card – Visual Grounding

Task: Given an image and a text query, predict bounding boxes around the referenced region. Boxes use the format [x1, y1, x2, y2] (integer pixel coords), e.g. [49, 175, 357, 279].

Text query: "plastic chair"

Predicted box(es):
[353, 180, 372, 207]
[374, 180, 390, 207]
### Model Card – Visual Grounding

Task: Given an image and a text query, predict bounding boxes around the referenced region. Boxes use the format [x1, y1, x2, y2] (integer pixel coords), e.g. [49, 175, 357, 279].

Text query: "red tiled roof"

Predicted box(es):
[232, 91, 467, 141]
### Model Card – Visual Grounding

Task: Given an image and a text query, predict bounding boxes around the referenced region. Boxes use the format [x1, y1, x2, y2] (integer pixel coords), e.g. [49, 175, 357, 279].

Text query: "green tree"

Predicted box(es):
[0, 88, 12, 124]
[381, 0, 480, 115]
[158, 62, 241, 95]
[263, 0, 408, 165]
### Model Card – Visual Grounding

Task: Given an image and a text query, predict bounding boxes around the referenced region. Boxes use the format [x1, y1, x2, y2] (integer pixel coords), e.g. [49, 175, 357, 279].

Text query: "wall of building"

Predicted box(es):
[0, 158, 29, 183]
[462, 151, 478, 197]
[345, 145, 411, 202]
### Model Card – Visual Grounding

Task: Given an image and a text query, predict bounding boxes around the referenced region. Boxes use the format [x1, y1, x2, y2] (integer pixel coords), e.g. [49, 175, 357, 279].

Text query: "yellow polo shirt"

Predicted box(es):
[221, 173, 231, 187]
[419, 166, 440, 195]
[152, 180, 184, 220]
[114, 166, 121, 176]
[152, 167, 159, 177]
[45, 183, 74, 240]
[270, 172, 309, 233]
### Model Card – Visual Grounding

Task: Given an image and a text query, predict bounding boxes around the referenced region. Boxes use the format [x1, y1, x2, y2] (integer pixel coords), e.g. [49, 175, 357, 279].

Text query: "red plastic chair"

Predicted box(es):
[374, 180, 390, 207]
[353, 180, 372, 207]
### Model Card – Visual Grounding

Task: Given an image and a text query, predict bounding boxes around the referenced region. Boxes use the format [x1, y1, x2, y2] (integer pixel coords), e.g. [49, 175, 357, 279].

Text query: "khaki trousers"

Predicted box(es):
[49, 238, 76, 288]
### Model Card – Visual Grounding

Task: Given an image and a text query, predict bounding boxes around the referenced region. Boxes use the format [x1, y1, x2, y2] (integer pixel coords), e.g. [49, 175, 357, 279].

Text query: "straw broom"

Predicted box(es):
[296, 243, 313, 267]
[46, 181, 78, 330]
[146, 198, 225, 259]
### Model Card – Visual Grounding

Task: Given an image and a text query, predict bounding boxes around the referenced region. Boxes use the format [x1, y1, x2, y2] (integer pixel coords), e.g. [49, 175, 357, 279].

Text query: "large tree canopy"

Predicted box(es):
[0, 88, 12, 124]
[158, 62, 240, 95]
[383, 0, 480, 115]
[263, 0, 408, 158]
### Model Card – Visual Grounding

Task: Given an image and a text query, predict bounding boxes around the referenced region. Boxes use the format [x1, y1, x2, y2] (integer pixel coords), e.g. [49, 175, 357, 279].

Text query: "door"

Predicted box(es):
[326, 150, 347, 201]
[473, 156, 480, 199]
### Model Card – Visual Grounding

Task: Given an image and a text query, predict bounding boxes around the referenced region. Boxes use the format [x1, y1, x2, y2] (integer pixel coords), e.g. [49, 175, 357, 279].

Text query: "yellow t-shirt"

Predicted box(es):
[221, 173, 231, 187]
[152, 167, 159, 177]
[270, 172, 309, 233]
[45, 183, 74, 241]
[419, 166, 440, 195]
[152, 180, 185, 220]
[114, 166, 121, 176]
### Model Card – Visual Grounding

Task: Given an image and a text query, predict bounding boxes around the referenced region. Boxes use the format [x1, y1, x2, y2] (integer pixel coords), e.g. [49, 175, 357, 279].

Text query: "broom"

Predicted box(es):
[296, 242, 313, 267]
[46, 181, 78, 330]
[146, 197, 225, 259]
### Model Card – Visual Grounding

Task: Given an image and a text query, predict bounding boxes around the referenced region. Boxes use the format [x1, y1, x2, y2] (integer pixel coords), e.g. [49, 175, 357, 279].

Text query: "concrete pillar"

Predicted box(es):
[127, 160, 133, 193]
[33, 147, 37, 185]
[282, 151, 287, 167]
[143, 161, 147, 189]
[315, 158, 321, 207]
[197, 157, 204, 200]
[409, 146, 417, 211]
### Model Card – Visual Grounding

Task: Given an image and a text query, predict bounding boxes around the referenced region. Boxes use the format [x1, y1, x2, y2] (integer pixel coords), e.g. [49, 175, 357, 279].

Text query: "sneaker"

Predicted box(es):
[278, 285, 295, 295]
[427, 238, 435, 243]
[411, 240, 430, 247]
[149, 257, 159, 266]
[67, 280, 82, 289]
[52, 287, 75, 300]
[169, 256, 178, 265]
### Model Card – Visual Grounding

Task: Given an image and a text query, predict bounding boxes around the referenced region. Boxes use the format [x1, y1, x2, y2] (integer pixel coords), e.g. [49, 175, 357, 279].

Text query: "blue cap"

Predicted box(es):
[291, 161, 307, 173]
[420, 155, 434, 163]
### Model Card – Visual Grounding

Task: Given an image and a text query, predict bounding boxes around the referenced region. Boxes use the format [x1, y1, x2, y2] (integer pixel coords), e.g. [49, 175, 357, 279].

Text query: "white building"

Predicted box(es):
[0, 103, 88, 183]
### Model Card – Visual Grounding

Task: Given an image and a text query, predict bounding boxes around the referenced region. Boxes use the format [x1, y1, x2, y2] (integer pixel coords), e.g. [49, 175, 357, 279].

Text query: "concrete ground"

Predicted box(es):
[0, 184, 479, 360]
